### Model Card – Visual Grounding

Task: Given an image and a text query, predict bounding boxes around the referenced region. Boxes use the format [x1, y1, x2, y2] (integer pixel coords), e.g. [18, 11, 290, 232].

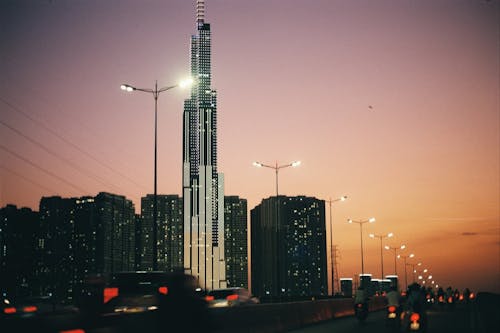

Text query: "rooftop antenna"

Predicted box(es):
[196, 0, 205, 25]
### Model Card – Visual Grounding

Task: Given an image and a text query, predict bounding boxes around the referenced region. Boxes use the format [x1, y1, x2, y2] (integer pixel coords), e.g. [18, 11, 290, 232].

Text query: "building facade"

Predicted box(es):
[251, 196, 327, 299]
[183, 0, 225, 290]
[224, 196, 248, 288]
[141, 194, 183, 272]
[35, 193, 135, 301]
[0, 205, 39, 298]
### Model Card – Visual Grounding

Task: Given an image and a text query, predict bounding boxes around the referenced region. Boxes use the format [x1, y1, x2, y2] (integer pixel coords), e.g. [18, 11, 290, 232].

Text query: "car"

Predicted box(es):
[205, 287, 259, 308]
[78, 270, 202, 316]
[1, 296, 41, 318]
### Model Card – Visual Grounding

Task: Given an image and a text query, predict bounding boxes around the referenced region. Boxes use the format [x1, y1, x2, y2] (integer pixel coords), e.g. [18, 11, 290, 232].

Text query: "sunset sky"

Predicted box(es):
[1, 0, 498, 294]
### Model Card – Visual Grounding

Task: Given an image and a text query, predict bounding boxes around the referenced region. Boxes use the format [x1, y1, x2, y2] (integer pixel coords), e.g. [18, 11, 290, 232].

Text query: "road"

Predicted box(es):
[3, 295, 497, 333]
[289, 303, 479, 333]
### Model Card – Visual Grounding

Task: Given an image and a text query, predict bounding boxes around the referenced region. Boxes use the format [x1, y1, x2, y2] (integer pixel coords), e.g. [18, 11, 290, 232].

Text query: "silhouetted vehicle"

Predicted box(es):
[77, 270, 214, 332]
[354, 302, 368, 322]
[1, 297, 39, 318]
[386, 305, 401, 332]
[205, 287, 259, 308]
[402, 309, 427, 332]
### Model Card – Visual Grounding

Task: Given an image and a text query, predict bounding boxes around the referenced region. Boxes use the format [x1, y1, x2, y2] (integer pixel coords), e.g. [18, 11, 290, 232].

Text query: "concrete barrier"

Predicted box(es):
[212, 296, 386, 333]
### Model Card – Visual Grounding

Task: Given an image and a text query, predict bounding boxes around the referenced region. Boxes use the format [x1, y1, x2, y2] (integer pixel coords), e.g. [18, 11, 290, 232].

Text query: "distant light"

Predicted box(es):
[401, 245, 406, 249]
[291, 161, 301, 167]
[341, 195, 347, 201]
[369, 234, 375, 238]
[3, 307, 16, 314]
[369, 217, 376, 223]
[158, 286, 168, 295]
[384, 245, 390, 250]
[253, 162, 262, 167]
[388, 233, 394, 238]
[22, 306, 37, 313]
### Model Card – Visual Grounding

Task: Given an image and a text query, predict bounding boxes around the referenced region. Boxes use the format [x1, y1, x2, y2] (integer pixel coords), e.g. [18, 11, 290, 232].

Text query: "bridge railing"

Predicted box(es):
[211, 296, 386, 333]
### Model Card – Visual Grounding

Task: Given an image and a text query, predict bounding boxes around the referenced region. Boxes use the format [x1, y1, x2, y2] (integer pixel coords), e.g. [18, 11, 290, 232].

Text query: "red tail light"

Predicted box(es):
[158, 286, 168, 295]
[357, 303, 363, 308]
[103, 287, 119, 303]
[438, 296, 444, 302]
[388, 306, 396, 313]
[60, 330, 85, 333]
[469, 293, 475, 299]
[410, 313, 420, 322]
[459, 295, 464, 301]
[447, 296, 453, 303]
[205, 295, 214, 301]
[226, 294, 239, 301]
[23, 306, 38, 313]
[3, 307, 16, 314]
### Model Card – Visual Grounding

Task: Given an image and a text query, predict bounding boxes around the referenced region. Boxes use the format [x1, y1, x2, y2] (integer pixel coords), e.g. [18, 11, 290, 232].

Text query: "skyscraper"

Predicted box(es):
[183, 0, 225, 290]
[251, 196, 327, 299]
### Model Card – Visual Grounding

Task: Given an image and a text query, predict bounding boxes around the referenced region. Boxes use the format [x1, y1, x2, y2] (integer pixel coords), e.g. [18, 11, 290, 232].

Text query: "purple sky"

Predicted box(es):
[1, 0, 499, 293]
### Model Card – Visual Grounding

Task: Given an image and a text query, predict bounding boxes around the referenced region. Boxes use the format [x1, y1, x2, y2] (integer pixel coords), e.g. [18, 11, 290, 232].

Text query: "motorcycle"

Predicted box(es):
[446, 295, 455, 309]
[386, 305, 401, 332]
[437, 295, 445, 310]
[354, 302, 368, 322]
[402, 310, 426, 332]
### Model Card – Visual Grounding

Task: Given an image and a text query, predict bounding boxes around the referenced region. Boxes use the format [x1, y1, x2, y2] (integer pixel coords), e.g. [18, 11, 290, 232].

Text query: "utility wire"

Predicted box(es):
[0, 144, 89, 194]
[1, 119, 126, 194]
[0, 96, 149, 192]
[0, 165, 55, 194]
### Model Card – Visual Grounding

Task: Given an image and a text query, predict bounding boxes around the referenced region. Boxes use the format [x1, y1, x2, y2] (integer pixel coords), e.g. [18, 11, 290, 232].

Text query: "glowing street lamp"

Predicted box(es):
[120, 78, 193, 270]
[325, 195, 348, 295]
[398, 253, 415, 290]
[348, 217, 375, 274]
[369, 232, 393, 279]
[385, 244, 406, 276]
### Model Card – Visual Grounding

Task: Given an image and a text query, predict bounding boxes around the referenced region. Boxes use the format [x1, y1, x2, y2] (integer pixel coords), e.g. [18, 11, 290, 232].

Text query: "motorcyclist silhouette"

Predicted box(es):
[354, 286, 369, 321]
[407, 283, 425, 313]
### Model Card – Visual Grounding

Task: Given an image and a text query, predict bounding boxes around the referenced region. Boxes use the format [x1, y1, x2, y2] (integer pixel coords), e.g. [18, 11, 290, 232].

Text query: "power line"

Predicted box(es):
[0, 144, 89, 194]
[0, 165, 55, 194]
[1, 119, 128, 194]
[0, 96, 149, 192]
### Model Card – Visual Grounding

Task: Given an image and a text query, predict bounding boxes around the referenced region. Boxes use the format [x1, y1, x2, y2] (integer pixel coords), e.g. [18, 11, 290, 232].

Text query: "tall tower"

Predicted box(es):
[183, 0, 226, 290]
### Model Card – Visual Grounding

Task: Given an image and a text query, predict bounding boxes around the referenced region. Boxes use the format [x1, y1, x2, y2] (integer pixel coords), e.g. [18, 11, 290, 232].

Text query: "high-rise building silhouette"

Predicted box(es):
[141, 194, 183, 272]
[251, 196, 327, 298]
[35, 192, 135, 301]
[224, 196, 248, 288]
[183, 0, 226, 290]
[0, 205, 39, 298]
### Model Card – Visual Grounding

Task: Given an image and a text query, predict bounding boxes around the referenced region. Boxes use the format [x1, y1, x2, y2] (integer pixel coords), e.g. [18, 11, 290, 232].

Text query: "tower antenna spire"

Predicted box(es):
[196, 0, 205, 25]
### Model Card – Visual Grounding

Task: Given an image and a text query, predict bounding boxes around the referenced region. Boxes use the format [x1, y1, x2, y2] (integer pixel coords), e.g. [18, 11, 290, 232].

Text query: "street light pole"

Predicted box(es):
[120, 78, 192, 271]
[347, 217, 375, 275]
[369, 232, 393, 280]
[385, 244, 406, 277]
[253, 160, 300, 297]
[397, 253, 414, 290]
[325, 196, 347, 296]
[407, 262, 422, 283]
